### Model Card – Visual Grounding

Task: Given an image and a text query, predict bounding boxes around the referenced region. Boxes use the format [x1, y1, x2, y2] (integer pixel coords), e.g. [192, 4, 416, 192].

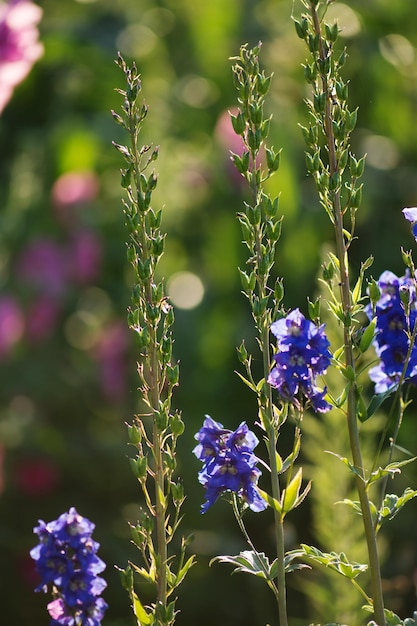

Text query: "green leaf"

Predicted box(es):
[173, 555, 197, 589]
[356, 388, 368, 422]
[326, 451, 364, 480]
[378, 488, 417, 525]
[359, 317, 377, 353]
[210, 550, 273, 581]
[352, 274, 363, 306]
[281, 437, 301, 473]
[132, 591, 153, 625]
[258, 488, 281, 513]
[290, 544, 367, 580]
[130, 562, 156, 584]
[282, 468, 303, 514]
[235, 371, 258, 394]
[367, 458, 417, 487]
[366, 387, 396, 420]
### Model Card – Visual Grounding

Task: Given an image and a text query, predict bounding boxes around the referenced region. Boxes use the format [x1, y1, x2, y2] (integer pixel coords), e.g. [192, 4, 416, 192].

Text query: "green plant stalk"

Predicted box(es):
[232, 495, 280, 598]
[267, 394, 288, 626]
[233, 44, 287, 626]
[309, 5, 385, 623]
[253, 213, 288, 626]
[129, 118, 168, 613]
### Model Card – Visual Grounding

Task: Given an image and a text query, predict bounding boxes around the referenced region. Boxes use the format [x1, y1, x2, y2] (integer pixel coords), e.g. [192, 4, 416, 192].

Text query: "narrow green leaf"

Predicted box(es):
[174, 555, 197, 588]
[258, 488, 281, 513]
[132, 591, 153, 625]
[367, 387, 396, 419]
[326, 451, 364, 480]
[281, 437, 301, 473]
[235, 371, 258, 393]
[359, 317, 377, 353]
[352, 274, 362, 306]
[130, 562, 156, 584]
[282, 468, 302, 514]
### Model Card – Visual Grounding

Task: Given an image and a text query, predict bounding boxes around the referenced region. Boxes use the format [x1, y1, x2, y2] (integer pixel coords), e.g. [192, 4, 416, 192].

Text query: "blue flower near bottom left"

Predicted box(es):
[30, 507, 108, 626]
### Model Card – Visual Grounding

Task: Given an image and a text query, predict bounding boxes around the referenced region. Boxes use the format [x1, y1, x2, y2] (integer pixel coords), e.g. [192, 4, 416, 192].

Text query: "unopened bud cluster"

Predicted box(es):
[296, 1, 364, 234]
[231, 44, 284, 344]
[113, 54, 192, 626]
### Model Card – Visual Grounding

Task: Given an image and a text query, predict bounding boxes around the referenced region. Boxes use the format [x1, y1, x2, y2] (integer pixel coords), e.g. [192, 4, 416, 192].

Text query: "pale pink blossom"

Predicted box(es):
[52, 171, 100, 227]
[0, 0, 43, 114]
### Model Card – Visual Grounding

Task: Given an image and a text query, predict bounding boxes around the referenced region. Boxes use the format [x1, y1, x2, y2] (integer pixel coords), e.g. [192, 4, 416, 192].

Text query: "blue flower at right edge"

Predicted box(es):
[364, 208, 417, 395]
[267, 308, 332, 413]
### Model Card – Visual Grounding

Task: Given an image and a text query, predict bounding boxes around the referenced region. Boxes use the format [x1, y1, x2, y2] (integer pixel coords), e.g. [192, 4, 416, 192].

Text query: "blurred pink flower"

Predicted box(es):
[214, 108, 266, 186]
[215, 107, 246, 155]
[16, 238, 67, 296]
[94, 321, 129, 402]
[25, 295, 60, 343]
[0, 295, 24, 358]
[15, 456, 59, 496]
[0, 0, 43, 114]
[68, 229, 102, 285]
[52, 171, 100, 227]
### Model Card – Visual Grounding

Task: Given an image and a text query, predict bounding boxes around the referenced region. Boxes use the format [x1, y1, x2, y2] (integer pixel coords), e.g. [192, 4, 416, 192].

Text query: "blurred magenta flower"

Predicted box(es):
[68, 229, 102, 285]
[16, 238, 67, 296]
[0, 294, 24, 358]
[93, 320, 129, 402]
[0, 0, 43, 114]
[25, 295, 61, 343]
[15, 456, 59, 496]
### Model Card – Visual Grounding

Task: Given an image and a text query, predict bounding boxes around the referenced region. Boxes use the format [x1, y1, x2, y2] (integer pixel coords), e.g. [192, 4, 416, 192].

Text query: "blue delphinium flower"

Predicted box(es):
[267, 308, 332, 412]
[366, 270, 417, 394]
[193, 416, 267, 513]
[403, 207, 417, 241]
[30, 507, 108, 626]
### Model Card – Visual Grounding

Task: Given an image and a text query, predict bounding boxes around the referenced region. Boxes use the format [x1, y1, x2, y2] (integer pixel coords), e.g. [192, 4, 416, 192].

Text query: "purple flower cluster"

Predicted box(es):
[30, 507, 107, 626]
[193, 416, 267, 513]
[267, 308, 332, 412]
[366, 270, 417, 394]
[0, 0, 43, 114]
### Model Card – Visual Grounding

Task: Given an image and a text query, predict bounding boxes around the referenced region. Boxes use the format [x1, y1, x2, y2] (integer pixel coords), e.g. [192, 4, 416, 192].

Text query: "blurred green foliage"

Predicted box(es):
[2, 0, 417, 624]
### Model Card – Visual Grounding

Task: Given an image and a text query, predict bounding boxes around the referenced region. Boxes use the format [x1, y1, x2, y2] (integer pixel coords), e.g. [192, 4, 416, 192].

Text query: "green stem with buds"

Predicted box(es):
[113, 54, 193, 626]
[303, 2, 386, 623]
[231, 44, 288, 626]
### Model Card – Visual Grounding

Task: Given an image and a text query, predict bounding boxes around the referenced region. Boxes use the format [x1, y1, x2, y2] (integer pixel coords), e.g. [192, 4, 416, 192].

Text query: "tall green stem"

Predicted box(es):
[253, 178, 287, 626]
[130, 111, 167, 616]
[309, 5, 385, 623]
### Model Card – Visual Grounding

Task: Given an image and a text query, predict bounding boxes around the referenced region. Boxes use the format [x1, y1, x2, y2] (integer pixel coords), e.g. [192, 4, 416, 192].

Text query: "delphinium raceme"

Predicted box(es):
[366, 269, 417, 395]
[295, 2, 417, 624]
[30, 507, 107, 626]
[112, 54, 195, 626]
[294, 1, 387, 622]
[364, 216, 417, 556]
[193, 42, 333, 626]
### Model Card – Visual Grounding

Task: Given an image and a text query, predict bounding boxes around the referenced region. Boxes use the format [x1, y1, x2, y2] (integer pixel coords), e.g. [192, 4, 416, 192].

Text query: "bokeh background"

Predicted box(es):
[2, 0, 417, 624]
